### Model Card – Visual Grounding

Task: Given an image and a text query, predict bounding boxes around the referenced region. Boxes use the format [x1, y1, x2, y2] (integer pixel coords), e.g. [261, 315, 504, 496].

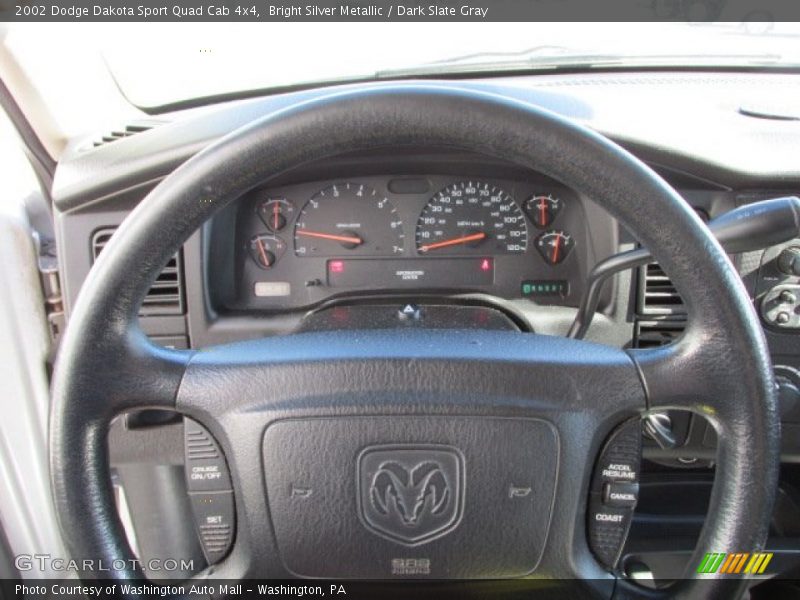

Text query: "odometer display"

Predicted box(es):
[415, 181, 528, 255]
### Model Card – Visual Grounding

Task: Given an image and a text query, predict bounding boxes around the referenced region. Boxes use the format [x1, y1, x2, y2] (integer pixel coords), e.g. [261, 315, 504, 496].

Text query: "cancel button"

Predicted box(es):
[602, 482, 639, 508]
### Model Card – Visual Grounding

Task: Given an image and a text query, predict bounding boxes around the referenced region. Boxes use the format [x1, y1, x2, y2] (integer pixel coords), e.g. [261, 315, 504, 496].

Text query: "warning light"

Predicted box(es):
[480, 258, 492, 272]
[329, 260, 345, 273]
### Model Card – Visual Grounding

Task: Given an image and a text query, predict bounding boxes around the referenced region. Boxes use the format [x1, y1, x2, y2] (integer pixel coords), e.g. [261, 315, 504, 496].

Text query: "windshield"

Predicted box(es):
[6, 22, 800, 111]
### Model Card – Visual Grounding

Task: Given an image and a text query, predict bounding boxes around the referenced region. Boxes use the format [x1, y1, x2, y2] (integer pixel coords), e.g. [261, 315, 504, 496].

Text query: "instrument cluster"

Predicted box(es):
[225, 175, 591, 311]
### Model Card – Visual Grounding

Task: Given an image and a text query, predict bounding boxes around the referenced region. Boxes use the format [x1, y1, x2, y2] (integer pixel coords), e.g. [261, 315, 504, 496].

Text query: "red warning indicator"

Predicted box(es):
[480, 258, 493, 272]
[329, 260, 345, 273]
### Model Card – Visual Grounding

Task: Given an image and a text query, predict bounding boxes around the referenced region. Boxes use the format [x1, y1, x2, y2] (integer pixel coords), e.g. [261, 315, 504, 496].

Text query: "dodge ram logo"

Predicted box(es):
[357, 445, 464, 545]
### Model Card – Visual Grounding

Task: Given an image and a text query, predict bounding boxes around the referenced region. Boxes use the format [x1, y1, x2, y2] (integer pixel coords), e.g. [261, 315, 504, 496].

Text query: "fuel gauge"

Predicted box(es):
[525, 194, 563, 229]
[257, 198, 294, 232]
[536, 230, 574, 266]
[249, 234, 287, 269]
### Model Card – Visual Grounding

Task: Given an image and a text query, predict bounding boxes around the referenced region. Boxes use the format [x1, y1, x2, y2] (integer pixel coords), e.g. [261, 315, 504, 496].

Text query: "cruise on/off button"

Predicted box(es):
[184, 418, 233, 493]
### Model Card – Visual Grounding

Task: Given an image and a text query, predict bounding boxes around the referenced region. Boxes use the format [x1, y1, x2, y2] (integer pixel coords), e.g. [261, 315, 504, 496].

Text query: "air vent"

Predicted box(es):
[634, 319, 686, 348]
[92, 228, 185, 315]
[635, 261, 687, 347]
[639, 262, 686, 315]
[91, 121, 161, 148]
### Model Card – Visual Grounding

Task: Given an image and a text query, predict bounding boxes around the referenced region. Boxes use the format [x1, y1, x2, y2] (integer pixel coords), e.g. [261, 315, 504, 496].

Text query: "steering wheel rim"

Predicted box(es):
[50, 85, 779, 598]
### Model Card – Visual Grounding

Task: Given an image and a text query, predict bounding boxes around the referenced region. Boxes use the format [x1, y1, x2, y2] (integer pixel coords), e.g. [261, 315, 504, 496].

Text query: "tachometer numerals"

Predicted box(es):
[536, 230, 574, 265]
[524, 194, 563, 229]
[294, 183, 405, 257]
[249, 234, 287, 269]
[415, 181, 528, 255]
[257, 198, 294, 232]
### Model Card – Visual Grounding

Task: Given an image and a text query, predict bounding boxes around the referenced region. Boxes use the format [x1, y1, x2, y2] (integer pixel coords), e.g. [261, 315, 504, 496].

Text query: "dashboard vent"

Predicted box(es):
[635, 262, 687, 347]
[634, 319, 686, 348]
[92, 228, 185, 315]
[91, 121, 161, 148]
[639, 262, 686, 315]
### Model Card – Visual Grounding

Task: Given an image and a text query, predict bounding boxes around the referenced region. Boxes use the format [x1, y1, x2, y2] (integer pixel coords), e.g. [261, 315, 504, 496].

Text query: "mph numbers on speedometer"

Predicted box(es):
[415, 181, 528, 255]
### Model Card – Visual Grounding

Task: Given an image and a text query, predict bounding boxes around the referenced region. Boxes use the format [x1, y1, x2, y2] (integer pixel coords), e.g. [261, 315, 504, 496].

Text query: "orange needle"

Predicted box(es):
[419, 232, 487, 253]
[551, 233, 561, 264]
[273, 203, 280, 230]
[296, 229, 363, 245]
[256, 238, 271, 267]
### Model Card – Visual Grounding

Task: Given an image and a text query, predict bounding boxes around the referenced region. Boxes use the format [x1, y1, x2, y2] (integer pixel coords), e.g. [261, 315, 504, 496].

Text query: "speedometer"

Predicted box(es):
[415, 181, 528, 255]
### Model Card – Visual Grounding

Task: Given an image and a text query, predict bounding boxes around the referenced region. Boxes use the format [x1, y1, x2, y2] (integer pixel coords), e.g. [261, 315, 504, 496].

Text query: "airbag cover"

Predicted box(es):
[262, 416, 558, 578]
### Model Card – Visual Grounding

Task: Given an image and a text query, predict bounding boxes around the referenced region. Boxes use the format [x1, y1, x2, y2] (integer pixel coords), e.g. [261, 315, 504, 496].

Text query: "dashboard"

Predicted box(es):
[225, 174, 591, 312]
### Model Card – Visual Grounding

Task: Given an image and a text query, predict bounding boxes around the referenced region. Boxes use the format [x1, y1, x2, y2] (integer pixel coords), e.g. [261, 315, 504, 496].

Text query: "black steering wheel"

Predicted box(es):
[50, 86, 779, 599]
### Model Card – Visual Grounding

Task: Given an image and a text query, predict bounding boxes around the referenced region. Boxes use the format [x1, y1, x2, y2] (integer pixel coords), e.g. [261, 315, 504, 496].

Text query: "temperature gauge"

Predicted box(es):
[536, 230, 574, 265]
[257, 198, 294, 232]
[249, 234, 287, 269]
[525, 194, 563, 229]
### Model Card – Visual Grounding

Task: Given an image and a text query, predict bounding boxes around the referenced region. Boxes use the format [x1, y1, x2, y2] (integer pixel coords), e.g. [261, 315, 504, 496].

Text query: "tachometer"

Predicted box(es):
[415, 181, 527, 255]
[294, 183, 405, 257]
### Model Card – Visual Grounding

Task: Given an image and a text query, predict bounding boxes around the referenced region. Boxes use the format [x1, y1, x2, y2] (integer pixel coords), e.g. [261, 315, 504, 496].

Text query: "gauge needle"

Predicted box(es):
[256, 238, 271, 266]
[539, 198, 547, 226]
[273, 203, 280, 230]
[551, 233, 562, 264]
[296, 229, 363, 245]
[419, 232, 487, 253]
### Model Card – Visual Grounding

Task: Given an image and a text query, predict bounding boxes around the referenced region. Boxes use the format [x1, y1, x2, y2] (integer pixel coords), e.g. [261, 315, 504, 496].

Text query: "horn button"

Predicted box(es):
[262, 417, 558, 578]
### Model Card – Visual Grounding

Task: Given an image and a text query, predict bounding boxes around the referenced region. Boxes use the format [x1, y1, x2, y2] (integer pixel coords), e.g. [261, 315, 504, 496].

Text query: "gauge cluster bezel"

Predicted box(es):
[216, 173, 597, 313]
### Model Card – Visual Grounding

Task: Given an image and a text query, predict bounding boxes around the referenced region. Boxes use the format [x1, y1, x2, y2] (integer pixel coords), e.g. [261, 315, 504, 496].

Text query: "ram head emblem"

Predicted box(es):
[370, 461, 450, 526]
[358, 445, 464, 545]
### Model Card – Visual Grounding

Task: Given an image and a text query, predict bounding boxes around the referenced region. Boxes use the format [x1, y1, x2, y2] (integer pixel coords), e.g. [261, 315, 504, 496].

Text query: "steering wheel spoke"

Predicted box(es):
[84, 328, 192, 415]
[629, 324, 778, 427]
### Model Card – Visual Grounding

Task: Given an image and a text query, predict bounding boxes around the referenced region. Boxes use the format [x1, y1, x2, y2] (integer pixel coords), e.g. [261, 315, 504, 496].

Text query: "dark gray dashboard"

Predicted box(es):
[51, 73, 800, 352]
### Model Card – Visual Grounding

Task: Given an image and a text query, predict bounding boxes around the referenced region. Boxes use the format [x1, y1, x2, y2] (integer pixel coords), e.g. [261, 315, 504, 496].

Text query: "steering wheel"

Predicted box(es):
[50, 86, 779, 599]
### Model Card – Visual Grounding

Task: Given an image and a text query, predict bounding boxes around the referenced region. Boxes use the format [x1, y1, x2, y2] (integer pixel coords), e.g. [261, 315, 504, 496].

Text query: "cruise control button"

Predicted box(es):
[189, 491, 235, 564]
[587, 419, 642, 569]
[588, 499, 633, 568]
[590, 419, 642, 494]
[184, 418, 232, 492]
[603, 482, 639, 508]
[601, 462, 637, 482]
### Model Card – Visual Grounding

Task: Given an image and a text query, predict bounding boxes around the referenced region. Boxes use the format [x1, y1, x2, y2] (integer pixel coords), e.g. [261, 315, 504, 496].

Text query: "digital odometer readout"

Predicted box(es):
[327, 258, 494, 288]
